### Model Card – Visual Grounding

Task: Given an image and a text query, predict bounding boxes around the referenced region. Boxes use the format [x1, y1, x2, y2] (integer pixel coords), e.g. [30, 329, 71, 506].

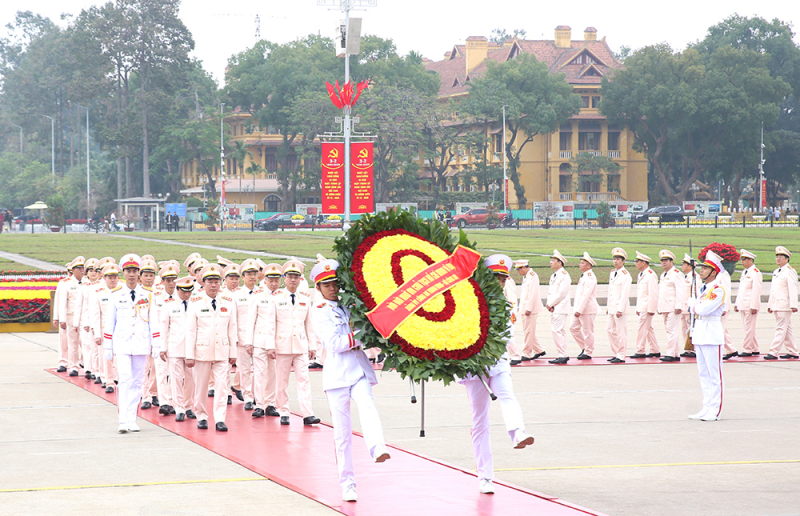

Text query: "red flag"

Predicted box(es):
[351, 80, 369, 106]
[340, 81, 353, 106]
[325, 81, 344, 109]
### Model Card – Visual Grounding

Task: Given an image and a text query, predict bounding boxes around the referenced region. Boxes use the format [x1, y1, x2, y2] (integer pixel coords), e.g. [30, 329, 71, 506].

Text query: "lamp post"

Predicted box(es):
[220, 103, 226, 231]
[759, 122, 765, 211]
[41, 116, 55, 182]
[502, 105, 508, 211]
[77, 105, 91, 211]
[10, 124, 22, 153]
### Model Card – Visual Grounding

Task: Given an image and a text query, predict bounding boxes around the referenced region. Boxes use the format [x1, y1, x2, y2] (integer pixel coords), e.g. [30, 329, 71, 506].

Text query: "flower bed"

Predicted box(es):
[0, 271, 66, 324]
[333, 210, 508, 384]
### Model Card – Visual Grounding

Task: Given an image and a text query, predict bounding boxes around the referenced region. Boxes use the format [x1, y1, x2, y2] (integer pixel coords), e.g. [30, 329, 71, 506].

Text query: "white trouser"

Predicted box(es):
[663, 312, 681, 357]
[155, 355, 170, 405]
[168, 357, 194, 414]
[326, 376, 387, 488]
[570, 313, 595, 355]
[463, 371, 526, 481]
[551, 313, 568, 357]
[116, 354, 148, 425]
[192, 360, 230, 423]
[235, 345, 254, 402]
[79, 328, 94, 373]
[721, 311, 736, 354]
[252, 348, 277, 410]
[607, 313, 628, 359]
[695, 344, 723, 418]
[57, 325, 69, 368]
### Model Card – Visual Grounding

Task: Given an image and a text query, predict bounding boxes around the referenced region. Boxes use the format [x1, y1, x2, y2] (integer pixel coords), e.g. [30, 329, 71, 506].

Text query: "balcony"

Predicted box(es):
[578, 151, 602, 157]
[607, 150, 620, 158]
[559, 151, 572, 159]
[557, 192, 625, 201]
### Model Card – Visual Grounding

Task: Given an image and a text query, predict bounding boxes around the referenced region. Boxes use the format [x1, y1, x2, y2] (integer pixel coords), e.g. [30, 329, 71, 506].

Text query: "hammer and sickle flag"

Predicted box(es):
[325, 81, 345, 109]
[328, 147, 339, 159]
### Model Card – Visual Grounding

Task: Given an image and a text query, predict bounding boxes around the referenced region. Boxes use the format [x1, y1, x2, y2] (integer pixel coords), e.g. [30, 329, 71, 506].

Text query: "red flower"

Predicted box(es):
[698, 243, 740, 263]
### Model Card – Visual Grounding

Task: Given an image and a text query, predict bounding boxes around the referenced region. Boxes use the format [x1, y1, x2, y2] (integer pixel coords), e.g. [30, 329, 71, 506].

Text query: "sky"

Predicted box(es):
[2, 0, 799, 85]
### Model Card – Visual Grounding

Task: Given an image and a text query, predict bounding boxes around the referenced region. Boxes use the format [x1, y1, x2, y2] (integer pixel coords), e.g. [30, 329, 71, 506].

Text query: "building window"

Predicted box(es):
[608, 132, 620, 151]
[607, 174, 620, 193]
[559, 175, 572, 192]
[591, 96, 600, 108]
[264, 154, 277, 172]
[264, 195, 281, 212]
[494, 134, 503, 153]
[580, 179, 600, 192]
[581, 96, 590, 108]
[579, 132, 602, 151]
[559, 132, 571, 151]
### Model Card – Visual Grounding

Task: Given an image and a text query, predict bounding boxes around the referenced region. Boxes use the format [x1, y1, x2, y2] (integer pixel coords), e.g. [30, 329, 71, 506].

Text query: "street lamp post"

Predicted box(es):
[220, 103, 226, 231]
[41, 116, 55, 182]
[502, 105, 508, 211]
[77, 105, 91, 211]
[10, 124, 22, 153]
[759, 122, 765, 211]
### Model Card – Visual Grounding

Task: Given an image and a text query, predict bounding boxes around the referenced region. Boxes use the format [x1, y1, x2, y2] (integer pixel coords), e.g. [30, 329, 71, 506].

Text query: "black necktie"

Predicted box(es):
[701, 284, 707, 294]
[291, 293, 296, 305]
[130, 290, 135, 302]
[211, 298, 216, 311]
[249, 290, 253, 295]
[183, 300, 188, 311]
[613, 271, 617, 278]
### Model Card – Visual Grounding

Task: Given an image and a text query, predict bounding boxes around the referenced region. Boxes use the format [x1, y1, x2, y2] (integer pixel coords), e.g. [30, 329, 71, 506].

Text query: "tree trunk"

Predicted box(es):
[125, 155, 133, 197]
[142, 100, 150, 197]
[117, 156, 123, 199]
[729, 163, 744, 209]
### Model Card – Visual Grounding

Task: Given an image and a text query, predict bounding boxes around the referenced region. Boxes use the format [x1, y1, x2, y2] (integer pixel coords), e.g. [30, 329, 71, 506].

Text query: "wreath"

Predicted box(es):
[698, 243, 740, 263]
[333, 210, 509, 385]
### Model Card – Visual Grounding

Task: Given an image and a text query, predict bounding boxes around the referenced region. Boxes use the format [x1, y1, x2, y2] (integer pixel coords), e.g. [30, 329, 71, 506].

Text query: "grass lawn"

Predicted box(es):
[0, 257, 40, 272]
[0, 227, 791, 283]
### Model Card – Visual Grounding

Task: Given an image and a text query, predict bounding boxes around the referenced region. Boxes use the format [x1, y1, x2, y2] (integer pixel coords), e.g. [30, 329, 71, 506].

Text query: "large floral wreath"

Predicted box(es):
[333, 210, 509, 384]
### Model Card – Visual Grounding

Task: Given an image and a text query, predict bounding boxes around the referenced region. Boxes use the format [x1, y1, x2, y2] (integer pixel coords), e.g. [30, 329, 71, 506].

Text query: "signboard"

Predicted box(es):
[165, 203, 187, 217]
[761, 179, 767, 209]
[321, 142, 345, 214]
[350, 141, 374, 214]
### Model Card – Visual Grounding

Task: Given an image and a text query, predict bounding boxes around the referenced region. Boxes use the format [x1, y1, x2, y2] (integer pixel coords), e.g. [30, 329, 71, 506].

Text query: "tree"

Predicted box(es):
[464, 52, 581, 207]
[569, 152, 622, 195]
[489, 29, 526, 44]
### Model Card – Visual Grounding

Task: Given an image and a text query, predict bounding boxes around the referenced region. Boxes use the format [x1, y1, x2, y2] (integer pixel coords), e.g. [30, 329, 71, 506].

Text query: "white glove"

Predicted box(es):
[686, 298, 698, 309]
[104, 349, 113, 361]
[151, 348, 160, 358]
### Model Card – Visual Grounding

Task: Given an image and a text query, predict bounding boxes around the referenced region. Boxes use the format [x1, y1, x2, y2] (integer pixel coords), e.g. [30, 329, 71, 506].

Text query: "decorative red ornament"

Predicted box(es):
[698, 243, 740, 263]
[325, 80, 370, 109]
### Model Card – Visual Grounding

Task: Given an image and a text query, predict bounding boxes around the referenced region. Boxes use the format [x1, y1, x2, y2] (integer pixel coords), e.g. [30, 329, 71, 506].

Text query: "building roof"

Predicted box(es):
[424, 29, 622, 98]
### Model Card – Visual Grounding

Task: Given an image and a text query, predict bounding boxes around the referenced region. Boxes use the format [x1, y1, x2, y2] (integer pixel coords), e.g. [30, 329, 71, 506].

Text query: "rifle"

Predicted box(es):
[684, 239, 696, 351]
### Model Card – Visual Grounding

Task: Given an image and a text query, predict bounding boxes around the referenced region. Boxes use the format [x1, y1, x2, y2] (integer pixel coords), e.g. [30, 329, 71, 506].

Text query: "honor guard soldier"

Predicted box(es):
[76, 258, 100, 380]
[501, 268, 522, 364]
[657, 250, 687, 362]
[154, 264, 180, 415]
[463, 254, 534, 495]
[246, 262, 282, 418]
[607, 248, 631, 363]
[631, 252, 660, 359]
[53, 267, 72, 373]
[513, 260, 545, 360]
[60, 256, 86, 376]
[160, 276, 196, 421]
[103, 254, 160, 433]
[717, 259, 739, 359]
[139, 259, 161, 409]
[765, 246, 799, 360]
[734, 250, 762, 356]
[266, 259, 320, 426]
[225, 263, 258, 407]
[90, 261, 119, 392]
[680, 254, 700, 358]
[185, 264, 238, 431]
[546, 250, 572, 364]
[571, 252, 599, 359]
[310, 259, 390, 502]
[686, 251, 726, 421]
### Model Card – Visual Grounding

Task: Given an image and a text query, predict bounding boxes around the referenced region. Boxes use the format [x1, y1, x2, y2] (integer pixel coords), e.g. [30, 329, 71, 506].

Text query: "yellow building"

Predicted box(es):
[423, 26, 648, 207]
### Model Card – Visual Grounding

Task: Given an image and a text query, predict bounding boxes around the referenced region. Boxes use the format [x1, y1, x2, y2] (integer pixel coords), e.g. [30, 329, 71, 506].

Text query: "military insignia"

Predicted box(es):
[299, 302, 306, 307]
[201, 308, 210, 312]
[316, 303, 326, 308]
[221, 307, 228, 312]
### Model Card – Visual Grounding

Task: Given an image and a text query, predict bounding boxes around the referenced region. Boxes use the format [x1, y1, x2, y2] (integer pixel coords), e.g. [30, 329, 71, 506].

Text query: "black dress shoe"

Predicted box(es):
[646, 353, 661, 358]
[751, 352, 760, 355]
[780, 354, 800, 359]
[215, 422, 228, 432]
[510, 360, 522, 366]
[186, 410, 197, 419]
[151, 397, 159, 407]
[680, 351, 696, 357]
[227, 395, 232, 405]
[159, 405, 170, 415]
[660, 356, 680, 362]
[723, 351, 739, 360]
[308, 362, 323, 369]
[608, 357, 625, 363]
[548, 357, 569, 364]
[175, 413, 185, 422]
[94, 378, 103, 384]
[232, 387, 244, 402]
[280, 416, 290, 425]
[169, 405, 176, 414]
[266, 406, 280, 417]
[244, 401, 254, 410]
[303, 416, 321, 425]
[576, 352, 592, 360]
[57, 366, 67, 373]
[629, 353, 647, 359]
[208, 389, 214, 397]
[91, 374, 96, 380]
[84, 371, 92, 379]
[69, 370, 78, 377]
[141, 401, 152, 410]
[252, 408, 265, 418]
[764, 354, 778, 360]
[520, 356, 533, 361]
[105, 386, 115, 393]
[532, 352, 546, 359]
[738, 352, 753, 357]
[197, 420, 208, 429]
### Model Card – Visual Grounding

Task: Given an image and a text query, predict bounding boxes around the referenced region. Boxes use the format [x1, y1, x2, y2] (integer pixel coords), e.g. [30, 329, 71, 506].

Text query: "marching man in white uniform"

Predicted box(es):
[310, 259, 390, 503]
[465, 254, 534, 495]
[765, 246, 799, 360]
[546, 250, 572, 364]
[160, 276, 196, 421]
[103, 254, 160, 433]
[513, 260, 545, 361]
[686, 251, 726, 421]
[734, 250, 762, 356]
[657, 250, 686, 362]
[60, 256, 86, 376]
[607, 248, 631, 363]
[572, 252, 599, 359]
[631, 252, 660, 359]
[90, 260, 119, 392]
[680, 254, 700, 358]
[245, 261, 282, 418]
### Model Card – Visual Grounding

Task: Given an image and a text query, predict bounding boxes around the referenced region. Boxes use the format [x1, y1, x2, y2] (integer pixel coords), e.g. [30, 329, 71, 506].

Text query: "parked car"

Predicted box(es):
[452, 208, 510, 228]
[632, 205, 685, 223]
[255, 212, 295, 231]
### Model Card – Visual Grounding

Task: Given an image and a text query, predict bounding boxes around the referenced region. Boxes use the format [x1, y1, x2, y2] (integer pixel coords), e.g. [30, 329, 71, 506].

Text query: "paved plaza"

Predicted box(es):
[0, 306, 798, 516]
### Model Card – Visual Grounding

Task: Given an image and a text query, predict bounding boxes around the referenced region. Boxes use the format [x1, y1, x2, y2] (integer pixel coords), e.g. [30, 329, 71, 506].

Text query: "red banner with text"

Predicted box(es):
[761, 179, 767, 209]
[321, 142, 345, 214]
[350, 142, 375, 214]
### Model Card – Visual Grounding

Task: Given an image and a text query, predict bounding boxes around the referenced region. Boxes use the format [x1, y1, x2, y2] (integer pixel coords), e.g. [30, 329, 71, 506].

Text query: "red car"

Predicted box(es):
[453, 208, 509, 228]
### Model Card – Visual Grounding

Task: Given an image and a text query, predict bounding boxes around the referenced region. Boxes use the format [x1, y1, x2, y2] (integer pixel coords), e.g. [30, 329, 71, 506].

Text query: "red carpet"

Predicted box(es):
[510, 354, 773, 367]
[49, 368, 606, 516]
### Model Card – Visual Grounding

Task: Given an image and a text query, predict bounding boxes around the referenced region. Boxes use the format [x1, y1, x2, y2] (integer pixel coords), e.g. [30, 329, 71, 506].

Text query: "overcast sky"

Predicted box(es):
[3, 0, 798, 85]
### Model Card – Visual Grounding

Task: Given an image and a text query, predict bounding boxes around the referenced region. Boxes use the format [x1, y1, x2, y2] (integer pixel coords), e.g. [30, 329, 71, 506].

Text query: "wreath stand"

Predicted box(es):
[409, 376, 496, 438]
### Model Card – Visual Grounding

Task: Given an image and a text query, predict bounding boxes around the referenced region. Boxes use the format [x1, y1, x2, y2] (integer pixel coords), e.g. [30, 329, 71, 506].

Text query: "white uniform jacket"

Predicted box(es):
[311, 299, 376, 392]
[103, 285, 160, 356]
[89, 283, 117, 339]
[264, 289, 315, 354]
[58, 276, 82, 328]
[185, 292, 237, 362]
[503, 276, 518, 313]
[688, 279, 725, 345]
[735, 266, 763, 312]
[161, 297, 189, 358]
[636, 267, 659, 314]
[547, 268, 572, 314]
[682, 271, 701, 312]
[768, 265, 799, 312]
[519, 270, 544, 314]
[228, 286, 258, 346]
[573, 270, 599, 315]
[74, 279, 98, 329]
[52, 277, 68, 322]
[607, 267, 632, 314]
[657, 267, 686, 313]
[244, 288, 278, 348]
